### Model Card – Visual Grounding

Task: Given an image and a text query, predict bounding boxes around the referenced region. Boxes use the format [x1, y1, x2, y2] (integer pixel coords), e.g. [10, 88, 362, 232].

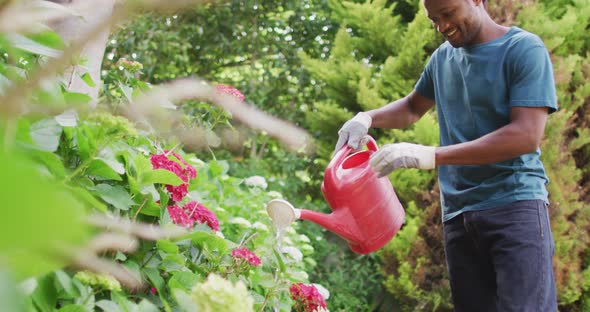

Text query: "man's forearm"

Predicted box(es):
[436, 106, 548, 166]
[367, 96, 419, 129]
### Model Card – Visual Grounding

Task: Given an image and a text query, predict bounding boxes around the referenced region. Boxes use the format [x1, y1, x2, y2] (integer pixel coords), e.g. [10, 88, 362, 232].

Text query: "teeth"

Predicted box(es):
[447, 29, 457, 37]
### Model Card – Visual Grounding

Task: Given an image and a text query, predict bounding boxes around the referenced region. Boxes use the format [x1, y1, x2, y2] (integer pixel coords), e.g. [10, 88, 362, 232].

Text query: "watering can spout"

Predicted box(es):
[299, 209, 359, 242]
[266, 199, 359, 242]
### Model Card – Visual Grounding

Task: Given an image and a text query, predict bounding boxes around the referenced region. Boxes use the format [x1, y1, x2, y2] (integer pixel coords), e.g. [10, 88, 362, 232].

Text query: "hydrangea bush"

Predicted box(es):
[3, 61, 330, 310]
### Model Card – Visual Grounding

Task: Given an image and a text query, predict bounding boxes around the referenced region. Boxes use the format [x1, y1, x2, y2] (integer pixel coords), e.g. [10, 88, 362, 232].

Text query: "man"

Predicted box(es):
[334, 0, 558, 311]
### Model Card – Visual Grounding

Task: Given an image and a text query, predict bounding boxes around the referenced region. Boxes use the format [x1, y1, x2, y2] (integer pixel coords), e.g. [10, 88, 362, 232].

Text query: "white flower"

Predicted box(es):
[312, 283, 330, 300]
[191, 274, 254, 312]
[244, 176, 268, 189]
[229, 217, 252, 228]
[298, 234, 311, 243]
[252, 222, 269, 232]
[281, 246, 303, 262]
[291, 271, 308, 281]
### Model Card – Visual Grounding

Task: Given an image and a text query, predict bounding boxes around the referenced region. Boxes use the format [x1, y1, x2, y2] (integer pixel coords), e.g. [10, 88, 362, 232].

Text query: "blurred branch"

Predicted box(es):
[126, 78, 315, 154]
[86, 213, 189, 240]
[0, 0, 208, 116]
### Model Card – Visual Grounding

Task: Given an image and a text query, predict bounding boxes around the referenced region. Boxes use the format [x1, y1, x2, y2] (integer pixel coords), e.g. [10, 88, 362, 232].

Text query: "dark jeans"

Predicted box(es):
[443, 200, 557, 312]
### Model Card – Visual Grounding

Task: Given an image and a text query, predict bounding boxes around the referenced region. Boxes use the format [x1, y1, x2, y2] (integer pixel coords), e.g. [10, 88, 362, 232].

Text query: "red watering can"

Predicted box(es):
[267, 136, 405, 254]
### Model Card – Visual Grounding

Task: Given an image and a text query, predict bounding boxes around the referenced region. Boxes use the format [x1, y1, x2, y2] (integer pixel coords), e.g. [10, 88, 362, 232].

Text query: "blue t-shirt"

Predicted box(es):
[415, 26, 558, 222]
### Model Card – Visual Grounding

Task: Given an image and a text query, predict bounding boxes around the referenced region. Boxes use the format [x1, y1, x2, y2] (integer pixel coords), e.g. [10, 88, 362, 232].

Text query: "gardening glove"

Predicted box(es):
[369, 143, 436, 178]
[334, 112, 372, 151]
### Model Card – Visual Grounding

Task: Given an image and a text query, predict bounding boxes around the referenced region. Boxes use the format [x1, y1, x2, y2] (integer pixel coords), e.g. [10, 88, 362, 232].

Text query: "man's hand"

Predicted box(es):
[335, 112, 372, 151]
[369, 143, 436, 178]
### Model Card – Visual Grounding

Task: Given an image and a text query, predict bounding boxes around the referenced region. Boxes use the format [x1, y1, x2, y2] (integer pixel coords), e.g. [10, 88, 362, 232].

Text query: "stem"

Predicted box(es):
[63, 156, 94, 183]
[164, 142, 182, 156]
[140, 251, 157, 269]
[239, 232, 258, 248]
[133, 198, 149, 220]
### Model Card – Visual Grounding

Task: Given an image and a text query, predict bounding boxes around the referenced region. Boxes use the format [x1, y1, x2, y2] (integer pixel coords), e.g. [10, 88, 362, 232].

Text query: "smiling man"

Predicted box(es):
[334, 0, 558, 311]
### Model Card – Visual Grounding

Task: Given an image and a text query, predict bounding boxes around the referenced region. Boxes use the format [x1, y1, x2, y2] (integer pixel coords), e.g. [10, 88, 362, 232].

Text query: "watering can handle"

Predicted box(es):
[329, 135, 378, 174]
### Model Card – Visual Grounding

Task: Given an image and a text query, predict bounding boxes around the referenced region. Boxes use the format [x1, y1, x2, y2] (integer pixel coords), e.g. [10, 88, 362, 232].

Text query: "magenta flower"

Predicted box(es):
[183, 201, 219, 231]
[167, 204, 192, 228]
[289, 283, 327, 312]
[231, 247, 261, 267]
[150, 151, 197, 203]
[166, 183, 188, 202]
[215, 84, 245, 103]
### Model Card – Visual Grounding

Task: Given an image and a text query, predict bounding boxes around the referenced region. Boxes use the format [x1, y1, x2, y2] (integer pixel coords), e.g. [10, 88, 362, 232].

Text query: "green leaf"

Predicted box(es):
[75, 127, 94, 160]
[86, 159, 123, 181]
[31, 274, 57, 312]
[96, 147, 125, 173]
[56, 304, 86, 312]
[208, 160, 229, 177]
[27, 30, 64, 50]
[30, 118, 62, 152]
[6, 33, 61, 58]
[80, 72, 96, 87]
[95, 300, 121, 312]
[141, 169, 184, 186]
[29, 150, 67, 179]
[118, 83, 133, 102]
[54, 110, 78, 127]
[157, 240, 179, 254]
[0, 151, 89, 279]
[55, 270, 78, 298]
[68, 186, 108, 212]
[136, 199, 160, 217]
[137, 299, 160, 312]
[182, 231, 230, 256]
[133, 154, 151, 178]
[168, 272, 201, 292]
[63, 92, 92, 106]
[94, 184, 135, 211]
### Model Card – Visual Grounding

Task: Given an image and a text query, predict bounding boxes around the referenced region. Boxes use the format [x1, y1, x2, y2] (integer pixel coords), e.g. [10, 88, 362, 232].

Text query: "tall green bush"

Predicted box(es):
[302, 0, 590, 310]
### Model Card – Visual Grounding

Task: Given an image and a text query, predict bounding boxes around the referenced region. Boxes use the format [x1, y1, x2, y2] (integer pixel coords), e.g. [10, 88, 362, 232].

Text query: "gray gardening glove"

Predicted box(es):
[369, 143, 436, 178]
[334, 112, 372, 151]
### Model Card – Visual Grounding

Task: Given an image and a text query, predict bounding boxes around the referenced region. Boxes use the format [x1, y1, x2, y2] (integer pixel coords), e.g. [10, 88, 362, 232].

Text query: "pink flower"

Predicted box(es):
[150, 151, 197, 203]
[168, 151, 197, 181]
[289, 283, 327, 312]
[165, 183, 188, 202]
[167, 204, 192, 228]
[215, 84, 245, 102]
[231, 247, 261, 267]
[150, 287, 157, 295]
[183, 201, 219, 231]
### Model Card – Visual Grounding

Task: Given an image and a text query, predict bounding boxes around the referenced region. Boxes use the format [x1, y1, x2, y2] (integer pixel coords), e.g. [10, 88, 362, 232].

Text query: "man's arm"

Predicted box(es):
[436, 106, 549, 165]
[367, 90, 435, 129]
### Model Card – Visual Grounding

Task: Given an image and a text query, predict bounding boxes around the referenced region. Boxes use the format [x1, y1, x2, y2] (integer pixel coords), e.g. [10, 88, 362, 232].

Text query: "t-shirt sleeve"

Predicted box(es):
[414, 52, 436, 101]
[509, 39, 558, 113]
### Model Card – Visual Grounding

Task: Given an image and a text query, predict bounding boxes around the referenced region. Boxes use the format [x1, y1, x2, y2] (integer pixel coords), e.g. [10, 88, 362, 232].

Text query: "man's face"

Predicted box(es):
[423, 0, 483, 48]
